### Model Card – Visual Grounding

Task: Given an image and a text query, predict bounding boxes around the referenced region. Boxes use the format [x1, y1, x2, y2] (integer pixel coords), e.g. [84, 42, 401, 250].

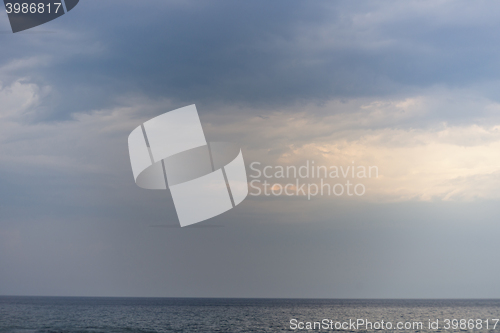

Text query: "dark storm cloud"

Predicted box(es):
[4, 0, 500, 121]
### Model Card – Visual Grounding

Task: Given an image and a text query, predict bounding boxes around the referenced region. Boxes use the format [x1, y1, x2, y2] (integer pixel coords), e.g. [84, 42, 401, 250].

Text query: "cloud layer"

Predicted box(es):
[2, 0, 500, 298]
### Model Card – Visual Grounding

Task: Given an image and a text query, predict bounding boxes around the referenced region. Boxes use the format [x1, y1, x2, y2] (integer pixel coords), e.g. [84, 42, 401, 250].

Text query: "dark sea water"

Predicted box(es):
[0, 297, 499, 333]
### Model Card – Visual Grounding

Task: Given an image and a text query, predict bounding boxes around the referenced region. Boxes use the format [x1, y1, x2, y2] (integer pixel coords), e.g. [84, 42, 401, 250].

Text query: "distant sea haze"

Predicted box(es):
[0, 297, 499, 332]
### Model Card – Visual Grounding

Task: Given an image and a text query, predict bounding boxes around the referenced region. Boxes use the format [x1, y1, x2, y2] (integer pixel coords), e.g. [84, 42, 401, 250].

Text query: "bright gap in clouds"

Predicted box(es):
[2, 80, 500, 204]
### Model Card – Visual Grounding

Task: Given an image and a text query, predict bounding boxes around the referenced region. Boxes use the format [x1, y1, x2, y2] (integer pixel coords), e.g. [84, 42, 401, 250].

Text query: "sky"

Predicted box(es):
[1, 0, 500, 298]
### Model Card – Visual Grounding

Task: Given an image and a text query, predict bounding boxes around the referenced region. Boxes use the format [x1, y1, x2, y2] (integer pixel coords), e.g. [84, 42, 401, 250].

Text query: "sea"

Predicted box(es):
[0, 297, 499, 332]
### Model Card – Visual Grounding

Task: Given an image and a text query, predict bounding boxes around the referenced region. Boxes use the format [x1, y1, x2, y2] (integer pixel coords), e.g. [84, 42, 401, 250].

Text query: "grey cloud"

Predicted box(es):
[4, 0, 500, 122]
[3, 0, 500, 299]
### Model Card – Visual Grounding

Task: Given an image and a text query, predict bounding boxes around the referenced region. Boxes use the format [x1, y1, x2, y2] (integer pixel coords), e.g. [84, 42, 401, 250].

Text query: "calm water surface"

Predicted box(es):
[0, 297, 499, 332]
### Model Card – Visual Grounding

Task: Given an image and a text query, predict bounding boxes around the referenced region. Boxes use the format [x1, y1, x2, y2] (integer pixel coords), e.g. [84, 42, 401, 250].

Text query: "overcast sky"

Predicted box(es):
[1, 0, 500, 298]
